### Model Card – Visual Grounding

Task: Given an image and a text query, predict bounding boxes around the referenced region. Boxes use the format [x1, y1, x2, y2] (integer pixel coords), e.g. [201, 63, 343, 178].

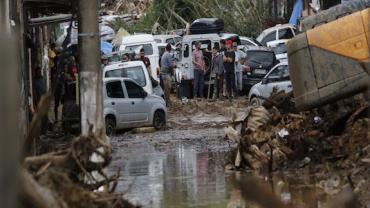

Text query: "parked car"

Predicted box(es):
[248, 62, 292, 106]
[114, 34, 160, 81]
[239, 45, 278, 92]
[104, 78, 167, 135]
[256, 24, 297, 46]
[240, 36, 262, 47]
[154, 34, 182, 46]
[267, 39, 289, 63]
[103, 61, 163, 97]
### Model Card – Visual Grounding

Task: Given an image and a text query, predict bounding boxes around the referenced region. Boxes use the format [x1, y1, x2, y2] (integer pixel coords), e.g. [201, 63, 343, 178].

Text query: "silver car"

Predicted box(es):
[248, 62, 292, 106]
[104, 78, 167, 135]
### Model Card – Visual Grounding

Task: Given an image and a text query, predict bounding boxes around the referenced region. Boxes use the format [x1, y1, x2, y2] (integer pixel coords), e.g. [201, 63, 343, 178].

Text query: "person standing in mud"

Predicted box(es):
[34, 66, 46, 106]
[223, 40, 236, 101]
[139, 48, 152, 75]
[220, 39, 228, 98]
[212, 46, 225, 99]
[192, 41, 206, 98]
[160, 44, 175, 106]
[234, 42, 246, 97]
[53, 65, 67, 122]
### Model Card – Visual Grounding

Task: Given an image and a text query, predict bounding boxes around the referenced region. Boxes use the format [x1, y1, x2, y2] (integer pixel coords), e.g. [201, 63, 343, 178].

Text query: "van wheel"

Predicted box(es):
[153, 111, 166, 130]
[105, 117, 116, 136]
[250, 97, 261, 107]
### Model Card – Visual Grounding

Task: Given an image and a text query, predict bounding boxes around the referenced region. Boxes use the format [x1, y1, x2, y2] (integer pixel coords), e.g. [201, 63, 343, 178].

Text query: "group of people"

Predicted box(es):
[159, 40, 246, 105]
[192, 39, 247, 102]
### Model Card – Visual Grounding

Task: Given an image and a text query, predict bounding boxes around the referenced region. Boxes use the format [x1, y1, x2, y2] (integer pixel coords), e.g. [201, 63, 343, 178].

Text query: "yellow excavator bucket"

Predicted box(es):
[287, 4, 370, 111]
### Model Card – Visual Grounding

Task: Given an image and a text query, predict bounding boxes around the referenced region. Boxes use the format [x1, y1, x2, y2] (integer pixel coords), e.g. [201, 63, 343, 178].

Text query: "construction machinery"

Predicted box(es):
[287, 0, 370, 110]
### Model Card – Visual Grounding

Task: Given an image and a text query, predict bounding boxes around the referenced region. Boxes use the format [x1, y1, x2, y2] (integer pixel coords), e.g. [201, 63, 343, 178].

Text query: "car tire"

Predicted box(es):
[153, 111, 166, 131]
[250, 97, 262, 107]
[105, 117, 116, 136]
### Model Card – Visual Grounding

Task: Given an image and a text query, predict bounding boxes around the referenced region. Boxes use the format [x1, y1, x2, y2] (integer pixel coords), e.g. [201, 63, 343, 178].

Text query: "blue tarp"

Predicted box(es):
[289, 0, 303, 25]
[100, 41, 113, 55]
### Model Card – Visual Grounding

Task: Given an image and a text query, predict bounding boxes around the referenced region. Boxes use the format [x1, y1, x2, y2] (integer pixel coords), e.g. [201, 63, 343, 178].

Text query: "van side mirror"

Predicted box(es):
[261, 78, 268, 85]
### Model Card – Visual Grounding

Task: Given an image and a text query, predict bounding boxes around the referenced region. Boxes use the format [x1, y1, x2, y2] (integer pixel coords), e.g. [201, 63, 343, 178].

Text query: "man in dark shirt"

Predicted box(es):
[139, 48, 152, 76]
[223, 40, 237, 101]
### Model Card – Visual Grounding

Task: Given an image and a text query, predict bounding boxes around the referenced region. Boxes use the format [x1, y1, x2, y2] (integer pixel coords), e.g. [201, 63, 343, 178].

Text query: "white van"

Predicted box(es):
[114, 34, 160, 81]
[104, 61, 155, 96]
[177, 33, 239, 81]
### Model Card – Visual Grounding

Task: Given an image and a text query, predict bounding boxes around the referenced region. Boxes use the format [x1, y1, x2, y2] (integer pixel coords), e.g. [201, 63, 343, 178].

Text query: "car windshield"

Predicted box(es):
[247, 50, 275, 65]
[108, 54, 122, 63]
[272, 43, 287, 55]
[105, 66, 146, 87]
[124, 44, 153, 55]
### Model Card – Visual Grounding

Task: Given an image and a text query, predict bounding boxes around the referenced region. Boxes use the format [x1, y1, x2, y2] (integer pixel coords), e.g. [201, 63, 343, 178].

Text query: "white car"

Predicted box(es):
[103, 61, 164, 97]
[104, 78, 167, 135]
[267, 39, 289, 63]
[256, 24, 297, 46]
[240, 36, 261, 47]
[248, 62, 292, 106]
[115, 34, 160, 81]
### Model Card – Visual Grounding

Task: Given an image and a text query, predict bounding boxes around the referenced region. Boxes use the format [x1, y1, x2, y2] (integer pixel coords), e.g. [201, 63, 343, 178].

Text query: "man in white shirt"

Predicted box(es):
[234, 43, 246, 96]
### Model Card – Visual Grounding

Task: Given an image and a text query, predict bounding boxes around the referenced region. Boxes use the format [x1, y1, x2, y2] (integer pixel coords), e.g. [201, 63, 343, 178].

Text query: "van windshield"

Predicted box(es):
[105, 66, 146, 87]
[247, 50, 275, 65]
[123, 44, 153, 55]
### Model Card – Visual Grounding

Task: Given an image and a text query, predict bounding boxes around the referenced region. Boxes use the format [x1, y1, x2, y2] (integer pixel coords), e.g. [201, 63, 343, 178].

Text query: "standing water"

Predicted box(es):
[108, 127, 328, 208]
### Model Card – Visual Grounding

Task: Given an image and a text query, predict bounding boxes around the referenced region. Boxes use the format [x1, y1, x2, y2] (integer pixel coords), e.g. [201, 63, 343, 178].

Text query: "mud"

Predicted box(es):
[107, 98, 345, 208]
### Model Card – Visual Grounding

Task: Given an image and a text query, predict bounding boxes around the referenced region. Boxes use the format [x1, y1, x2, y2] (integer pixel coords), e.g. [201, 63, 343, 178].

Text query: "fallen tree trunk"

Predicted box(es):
[19, 170, 64, 208]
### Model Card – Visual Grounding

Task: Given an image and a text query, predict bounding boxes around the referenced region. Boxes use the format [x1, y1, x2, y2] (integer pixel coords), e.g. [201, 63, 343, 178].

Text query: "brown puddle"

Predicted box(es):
[108, 128, 330, 208]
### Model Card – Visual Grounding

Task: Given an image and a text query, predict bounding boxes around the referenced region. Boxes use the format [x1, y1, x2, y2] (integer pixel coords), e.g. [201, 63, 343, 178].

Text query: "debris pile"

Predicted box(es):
[168, 97, 247, 129]
[100, 0, 151, 17]
[226, 89, 370, 172]
[19, 96, 139, 208]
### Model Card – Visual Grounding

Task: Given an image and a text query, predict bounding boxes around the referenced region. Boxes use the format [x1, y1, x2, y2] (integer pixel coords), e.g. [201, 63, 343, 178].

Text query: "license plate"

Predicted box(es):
[254, 69, 267, 74]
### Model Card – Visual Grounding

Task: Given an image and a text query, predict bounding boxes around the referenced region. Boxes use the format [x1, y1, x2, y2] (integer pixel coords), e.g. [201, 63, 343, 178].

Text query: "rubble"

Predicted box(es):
[225, 89, 370, 205]
[19, 95, 139, 208]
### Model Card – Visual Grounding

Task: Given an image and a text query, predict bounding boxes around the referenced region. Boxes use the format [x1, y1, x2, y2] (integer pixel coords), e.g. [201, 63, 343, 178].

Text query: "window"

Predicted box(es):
[154, 39, 162, 43]
[241, 39, 255, 46]
[105, 66, 146, 87]
[192, 40, 211, 51]
[125, 81, 144, 98]
[165, 38, 175, 45]
[174, 37, 182, 44]
[261, 31, 277, 46]
[214, 42, 220, 49]
[271, 43, 287, 55]
[124, 44, 153, 55]
[268, 65, 290, 81]
[247, 51, 275, 65]
[106, 81, 124, 98]
[278, 28, 294, 39]
[184, 44, 189, 58]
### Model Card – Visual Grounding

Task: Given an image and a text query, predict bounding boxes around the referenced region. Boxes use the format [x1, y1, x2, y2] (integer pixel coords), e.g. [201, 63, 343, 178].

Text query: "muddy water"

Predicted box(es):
[109, 128, 328, 208]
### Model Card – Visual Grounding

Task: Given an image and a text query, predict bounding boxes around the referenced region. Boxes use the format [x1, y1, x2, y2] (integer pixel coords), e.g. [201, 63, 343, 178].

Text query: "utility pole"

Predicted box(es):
[0, 0, 21, 207]
[78, 0, 104, 135]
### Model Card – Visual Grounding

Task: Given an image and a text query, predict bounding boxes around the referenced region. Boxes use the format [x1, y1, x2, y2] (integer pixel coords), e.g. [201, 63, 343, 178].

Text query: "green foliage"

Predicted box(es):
[124, 0, 290, 37]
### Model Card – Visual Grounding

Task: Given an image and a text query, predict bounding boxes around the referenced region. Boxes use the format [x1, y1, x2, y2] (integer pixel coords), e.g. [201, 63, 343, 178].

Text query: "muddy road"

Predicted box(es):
[108, 99, 340, 207]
